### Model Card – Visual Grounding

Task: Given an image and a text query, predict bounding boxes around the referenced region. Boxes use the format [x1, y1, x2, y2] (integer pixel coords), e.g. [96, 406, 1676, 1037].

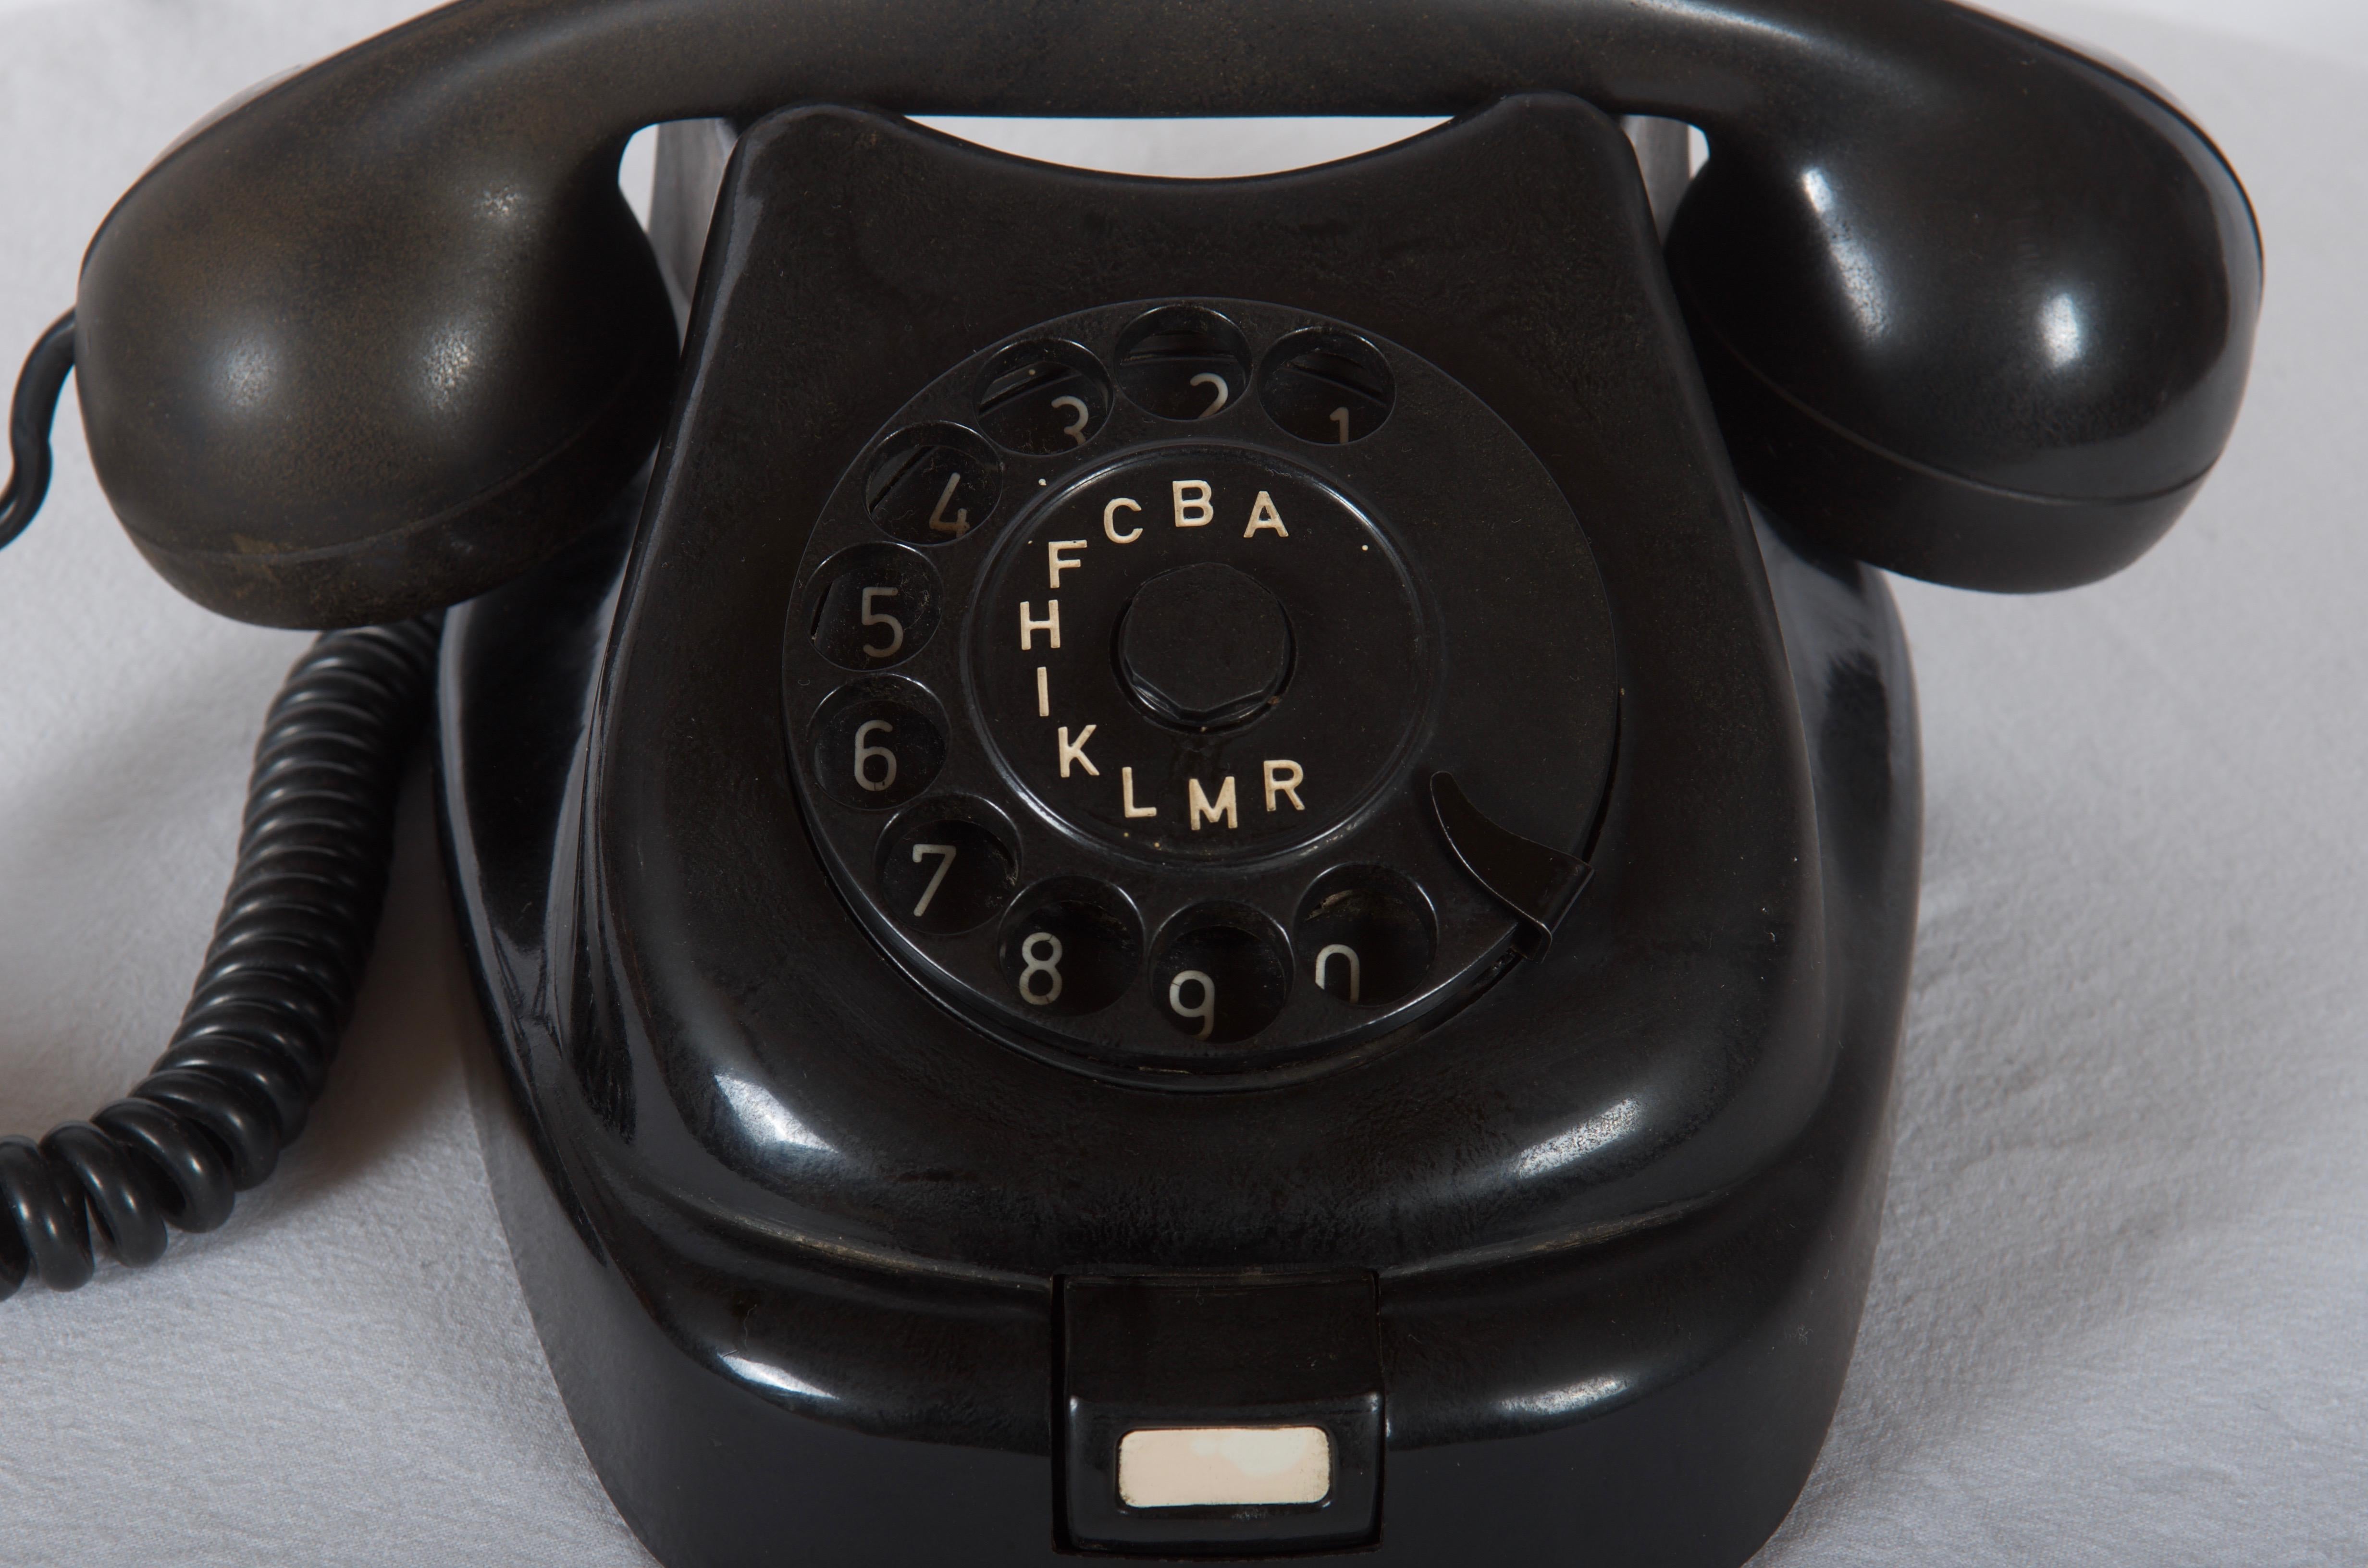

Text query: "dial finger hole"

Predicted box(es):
[1113, 305, 1252, 422]
[1258, 329, 1395, 445]
[1295, 867, 1437, 1007]
[974, 340, 1112, 454]
[806, 543, 943, 670]
[876, 799, 1018, 935]
[866, 423, 1002, 543]
[997, 878, 1142, 1017]
[810, 678, 946, 810]
[1149, 904, 1292, 1044]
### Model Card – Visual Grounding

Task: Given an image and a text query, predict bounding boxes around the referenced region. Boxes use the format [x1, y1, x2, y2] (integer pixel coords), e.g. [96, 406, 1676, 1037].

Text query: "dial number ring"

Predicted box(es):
[781, 299, 1617, 1081]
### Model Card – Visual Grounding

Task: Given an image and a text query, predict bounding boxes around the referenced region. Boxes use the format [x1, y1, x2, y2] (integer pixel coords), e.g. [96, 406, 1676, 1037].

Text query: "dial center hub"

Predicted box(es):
[1117, 563, 1293, 729]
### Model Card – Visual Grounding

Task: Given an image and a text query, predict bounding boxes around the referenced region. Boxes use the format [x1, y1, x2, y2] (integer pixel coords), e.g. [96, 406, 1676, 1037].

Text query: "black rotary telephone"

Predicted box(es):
[0, 1, 2258, 1564]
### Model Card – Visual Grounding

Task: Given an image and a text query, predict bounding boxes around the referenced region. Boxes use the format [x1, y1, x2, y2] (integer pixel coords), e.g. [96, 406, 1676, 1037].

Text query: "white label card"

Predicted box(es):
[1117, 1426, 1332, 1508]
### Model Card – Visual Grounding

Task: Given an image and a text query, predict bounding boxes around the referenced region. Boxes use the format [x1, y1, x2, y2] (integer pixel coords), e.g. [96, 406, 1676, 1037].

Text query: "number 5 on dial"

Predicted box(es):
[860, 586, 903, 659]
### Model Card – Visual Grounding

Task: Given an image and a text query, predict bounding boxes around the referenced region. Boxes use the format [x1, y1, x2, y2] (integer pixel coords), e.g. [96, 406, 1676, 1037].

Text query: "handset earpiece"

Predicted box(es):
[69, 0, 2260, 626]
[75, 83, 679, 627]
[1657, 12, 2262, 591]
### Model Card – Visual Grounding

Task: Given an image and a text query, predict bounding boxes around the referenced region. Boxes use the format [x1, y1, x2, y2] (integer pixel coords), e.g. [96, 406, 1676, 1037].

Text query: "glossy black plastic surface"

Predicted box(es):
[74, 0, 2255, 624]
[595, 98, 1826, 1276]
[440, 98, 1919, 1567]
[446, 492, 1919, 1568]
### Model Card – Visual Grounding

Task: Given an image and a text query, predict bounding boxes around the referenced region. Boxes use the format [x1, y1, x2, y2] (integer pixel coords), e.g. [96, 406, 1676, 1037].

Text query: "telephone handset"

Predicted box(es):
[0, 1, 2257, 1564]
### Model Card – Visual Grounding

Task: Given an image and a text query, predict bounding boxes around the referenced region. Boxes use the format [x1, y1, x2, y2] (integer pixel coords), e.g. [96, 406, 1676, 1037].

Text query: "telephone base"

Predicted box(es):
[439, 482, 1918, 1566]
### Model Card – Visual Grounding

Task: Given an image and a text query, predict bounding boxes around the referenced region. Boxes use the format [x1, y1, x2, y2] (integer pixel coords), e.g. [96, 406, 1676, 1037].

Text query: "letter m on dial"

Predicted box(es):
[1187, 776, 1238, 830]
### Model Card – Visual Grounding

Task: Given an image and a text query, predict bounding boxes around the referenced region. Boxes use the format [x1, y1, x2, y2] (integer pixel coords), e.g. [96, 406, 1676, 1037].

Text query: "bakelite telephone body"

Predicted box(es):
[0, 2, 2258, 1564]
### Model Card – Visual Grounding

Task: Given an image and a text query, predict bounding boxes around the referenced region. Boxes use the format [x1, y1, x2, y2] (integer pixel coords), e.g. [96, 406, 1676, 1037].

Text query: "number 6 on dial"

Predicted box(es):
[852, 720, 898, 792]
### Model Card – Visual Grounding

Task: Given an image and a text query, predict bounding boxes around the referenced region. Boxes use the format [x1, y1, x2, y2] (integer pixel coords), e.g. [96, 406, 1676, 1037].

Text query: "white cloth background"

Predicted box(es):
[0, 2, 2360, 1563]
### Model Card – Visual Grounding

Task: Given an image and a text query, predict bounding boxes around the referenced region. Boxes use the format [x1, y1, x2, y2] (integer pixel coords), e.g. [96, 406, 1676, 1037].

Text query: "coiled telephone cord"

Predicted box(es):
[0, 311, 440, 1298]
[0, 311, 75, 550]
